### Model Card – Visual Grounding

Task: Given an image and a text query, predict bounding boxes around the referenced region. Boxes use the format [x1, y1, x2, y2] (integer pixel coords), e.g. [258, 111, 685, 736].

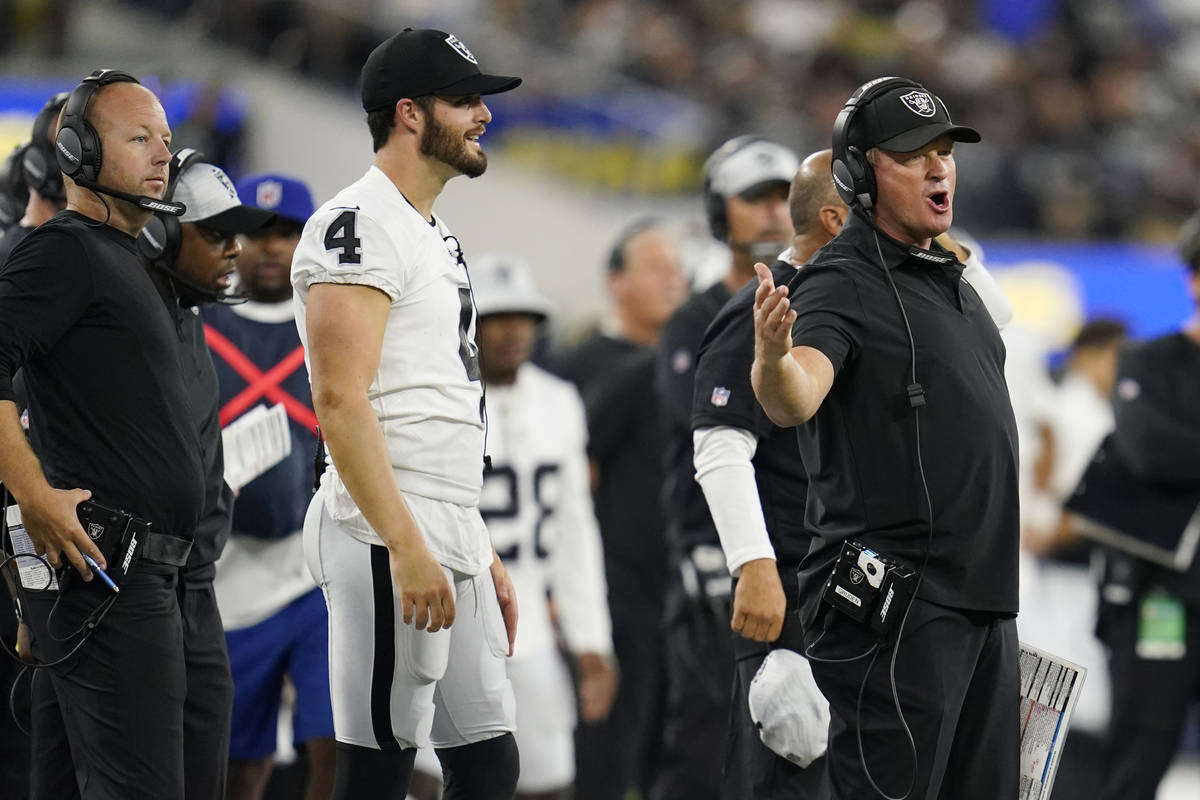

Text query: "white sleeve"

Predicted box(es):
[693, 426, 776, 576]
[291, 207, 405, 301]
[549, 387, 614, 656]
[961, 251, 1013, 331]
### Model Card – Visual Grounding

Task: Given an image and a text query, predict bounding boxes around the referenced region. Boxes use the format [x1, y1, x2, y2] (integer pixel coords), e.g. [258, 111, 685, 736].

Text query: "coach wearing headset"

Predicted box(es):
[752, 78, 1020, 799]
[0, 70, 205, 799]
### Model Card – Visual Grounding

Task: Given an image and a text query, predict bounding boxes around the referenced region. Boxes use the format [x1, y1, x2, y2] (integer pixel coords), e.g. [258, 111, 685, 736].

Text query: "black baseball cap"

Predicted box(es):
[849, 83, 981, 153]
[361, 28, 522, 112]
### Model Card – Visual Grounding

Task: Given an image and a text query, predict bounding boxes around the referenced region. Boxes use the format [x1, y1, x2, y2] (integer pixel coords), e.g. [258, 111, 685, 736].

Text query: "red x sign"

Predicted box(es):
[204, 323, 319, 433]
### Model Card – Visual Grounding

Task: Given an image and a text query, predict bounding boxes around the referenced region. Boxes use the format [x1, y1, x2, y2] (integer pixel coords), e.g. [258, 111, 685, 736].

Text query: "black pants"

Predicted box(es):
[1098, 599, 1200, 800]
[724, 567, 830, 800]
[179, 574, 234, 800]
[25, 562, 187, 799]
[575, 610, 666, 800]
[808, 598, 1019, 800]
[649, 588, 733, 800]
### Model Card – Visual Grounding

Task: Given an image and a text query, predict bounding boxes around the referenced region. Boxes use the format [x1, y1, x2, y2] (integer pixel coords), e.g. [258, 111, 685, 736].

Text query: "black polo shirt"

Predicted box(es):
[0, 212, 205, 537]
[788, 211, 1018, 615]
[692, 260, 810, 569]
[656, 281, 731, 552]
[551, 332, 669, 617]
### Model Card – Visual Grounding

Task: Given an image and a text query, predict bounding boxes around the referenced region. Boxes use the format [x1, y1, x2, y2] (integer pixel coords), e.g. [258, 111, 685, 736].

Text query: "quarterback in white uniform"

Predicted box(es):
[414, 254, 617, 798]
[290, 28, 523, 800]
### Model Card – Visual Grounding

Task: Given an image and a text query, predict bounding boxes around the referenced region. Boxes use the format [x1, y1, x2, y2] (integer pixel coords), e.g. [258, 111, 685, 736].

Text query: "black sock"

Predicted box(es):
[438, 732, 520, 800]
[331, 741, 415, 799]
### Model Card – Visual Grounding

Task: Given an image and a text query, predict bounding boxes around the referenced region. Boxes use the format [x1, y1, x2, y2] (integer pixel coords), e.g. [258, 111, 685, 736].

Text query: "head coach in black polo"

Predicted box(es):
[752, 77, 1019, 799]
[0, 70, 202, 798]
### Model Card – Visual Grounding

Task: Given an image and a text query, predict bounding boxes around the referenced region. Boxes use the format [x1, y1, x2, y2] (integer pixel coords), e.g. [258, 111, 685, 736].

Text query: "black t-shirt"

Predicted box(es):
[789, 211, 1019, 615]
[692, 260, 811, 569]
[551, 332, 669, 617]
[656, 282, 731, 552]
[0, 212, 205, 537]
[0, 223, 34, 267]
[149, 269, 232, 578]
[1111, 332, 1200, 607]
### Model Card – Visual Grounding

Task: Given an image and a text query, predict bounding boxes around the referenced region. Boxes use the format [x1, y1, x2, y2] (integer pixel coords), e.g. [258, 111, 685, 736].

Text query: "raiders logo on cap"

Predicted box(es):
[900, 90, 936, 118]
[445, 34, 478, 64]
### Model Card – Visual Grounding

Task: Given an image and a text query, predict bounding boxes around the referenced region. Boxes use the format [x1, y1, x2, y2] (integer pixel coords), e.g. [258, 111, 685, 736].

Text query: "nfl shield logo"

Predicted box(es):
[900, 90, 936, 118]
[710, 386, 731, 407]
[256, 180, 283, 209]
[444, 34, 478, 64]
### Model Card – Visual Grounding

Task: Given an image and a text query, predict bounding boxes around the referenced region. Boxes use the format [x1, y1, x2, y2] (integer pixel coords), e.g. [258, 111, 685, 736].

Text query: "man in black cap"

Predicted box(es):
[752, 77, 1020, 799]
[291, 28, 523, 800]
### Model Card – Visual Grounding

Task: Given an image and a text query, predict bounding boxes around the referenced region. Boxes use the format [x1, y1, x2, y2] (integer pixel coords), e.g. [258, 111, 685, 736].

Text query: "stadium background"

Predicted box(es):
[2, 0, 1198, 796]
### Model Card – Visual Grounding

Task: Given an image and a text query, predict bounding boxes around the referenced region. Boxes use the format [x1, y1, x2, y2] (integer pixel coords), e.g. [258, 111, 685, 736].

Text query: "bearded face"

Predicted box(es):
[419, 108, 488, 179]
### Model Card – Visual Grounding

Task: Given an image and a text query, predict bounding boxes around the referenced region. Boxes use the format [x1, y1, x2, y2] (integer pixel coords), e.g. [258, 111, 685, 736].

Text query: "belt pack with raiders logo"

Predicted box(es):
[820, 539, 917, 635]
[76, 501, 149, 586]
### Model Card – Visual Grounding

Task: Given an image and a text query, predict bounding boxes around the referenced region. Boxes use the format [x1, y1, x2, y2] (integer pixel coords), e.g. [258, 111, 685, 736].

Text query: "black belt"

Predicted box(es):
[142, 530, 191, 566]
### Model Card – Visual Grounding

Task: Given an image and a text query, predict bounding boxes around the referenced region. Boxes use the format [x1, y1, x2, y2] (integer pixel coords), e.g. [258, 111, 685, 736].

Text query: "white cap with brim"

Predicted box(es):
[175, 163, 276, 234]
[708, 140, 801, 200]
[470, 253, 550, 321]
[747, 648, 830, 768]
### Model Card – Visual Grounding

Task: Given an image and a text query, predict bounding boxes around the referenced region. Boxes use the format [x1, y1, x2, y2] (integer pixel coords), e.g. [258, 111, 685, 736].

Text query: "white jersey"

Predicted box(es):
[292, 166, 490, 573]
[481, 363, 612, 658]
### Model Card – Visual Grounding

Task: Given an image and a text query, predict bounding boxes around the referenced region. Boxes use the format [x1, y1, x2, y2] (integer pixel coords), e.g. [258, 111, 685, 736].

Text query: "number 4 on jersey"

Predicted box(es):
[323, 210, 362, 265]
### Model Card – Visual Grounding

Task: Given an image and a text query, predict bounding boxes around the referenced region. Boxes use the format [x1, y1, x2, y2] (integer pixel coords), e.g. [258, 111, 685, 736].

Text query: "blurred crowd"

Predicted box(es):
[30, 0, 1190, 240]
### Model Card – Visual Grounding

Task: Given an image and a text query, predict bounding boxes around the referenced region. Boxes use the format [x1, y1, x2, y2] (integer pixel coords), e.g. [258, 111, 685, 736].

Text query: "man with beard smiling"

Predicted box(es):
[291, 28, 523, 800]
[753, 78, 1020, 799]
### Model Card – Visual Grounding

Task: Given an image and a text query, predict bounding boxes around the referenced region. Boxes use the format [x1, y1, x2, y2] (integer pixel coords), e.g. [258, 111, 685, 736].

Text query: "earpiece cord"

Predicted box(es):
[850, 229, 936, 800]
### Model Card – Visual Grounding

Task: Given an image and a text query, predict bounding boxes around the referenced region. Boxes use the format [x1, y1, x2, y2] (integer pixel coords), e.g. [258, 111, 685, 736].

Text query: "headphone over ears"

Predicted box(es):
[55, 69, 140, 184]
[830, 76, 922, 212]
[18, 92, 71, 202]
[701, 134, 767, 242]
[137, 147, 206, 270]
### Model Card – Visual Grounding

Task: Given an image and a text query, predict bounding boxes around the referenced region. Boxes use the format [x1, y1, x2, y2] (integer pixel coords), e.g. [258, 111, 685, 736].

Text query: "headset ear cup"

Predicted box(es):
[80, 120, 101, 183]
[845, 146, 875, 210]
[704, 182, 728, 241]
[55, 127, 84, 178]
[830, 158, 857, 207]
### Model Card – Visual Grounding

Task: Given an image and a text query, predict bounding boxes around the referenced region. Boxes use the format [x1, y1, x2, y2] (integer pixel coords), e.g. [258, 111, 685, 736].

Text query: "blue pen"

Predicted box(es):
[82, 553, 120, 594]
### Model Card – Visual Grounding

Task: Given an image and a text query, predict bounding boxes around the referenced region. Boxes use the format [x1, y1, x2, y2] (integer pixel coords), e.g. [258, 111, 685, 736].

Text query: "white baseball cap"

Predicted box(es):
[175, 162, 275, 234]
[706, 138, 800, 199]
[470, 253, 550, 321]
[747, 648, 830, 768]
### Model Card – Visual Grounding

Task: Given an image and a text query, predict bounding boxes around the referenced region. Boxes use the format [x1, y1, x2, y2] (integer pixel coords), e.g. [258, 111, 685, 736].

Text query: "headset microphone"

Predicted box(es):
[72, 175, 185, 216]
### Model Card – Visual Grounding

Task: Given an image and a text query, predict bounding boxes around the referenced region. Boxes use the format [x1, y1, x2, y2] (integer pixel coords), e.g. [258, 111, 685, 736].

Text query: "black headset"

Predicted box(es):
[137, 148, 246, 306]
[701, 135, 767, 242]
[830, 76, 923, 213]
[54, 70, 140, 183]
[17, 92, 71, 202]
[137, 147, 204, 270]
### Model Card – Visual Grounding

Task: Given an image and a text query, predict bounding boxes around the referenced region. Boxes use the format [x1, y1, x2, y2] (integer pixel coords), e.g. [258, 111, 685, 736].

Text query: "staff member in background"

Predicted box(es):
[0, 88, 69, 800]
[206, 173, 337, 800]
[413, 254, 617, 800]
[1096, 211, 1200, 800]
[0, 69, 203, 800]
[552, 219, 686, 800]
[143, 153, 276, 800]
[0, 91, 69, 264]
[652, 134, 798, 800]
[752, 77, 1020, 799]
